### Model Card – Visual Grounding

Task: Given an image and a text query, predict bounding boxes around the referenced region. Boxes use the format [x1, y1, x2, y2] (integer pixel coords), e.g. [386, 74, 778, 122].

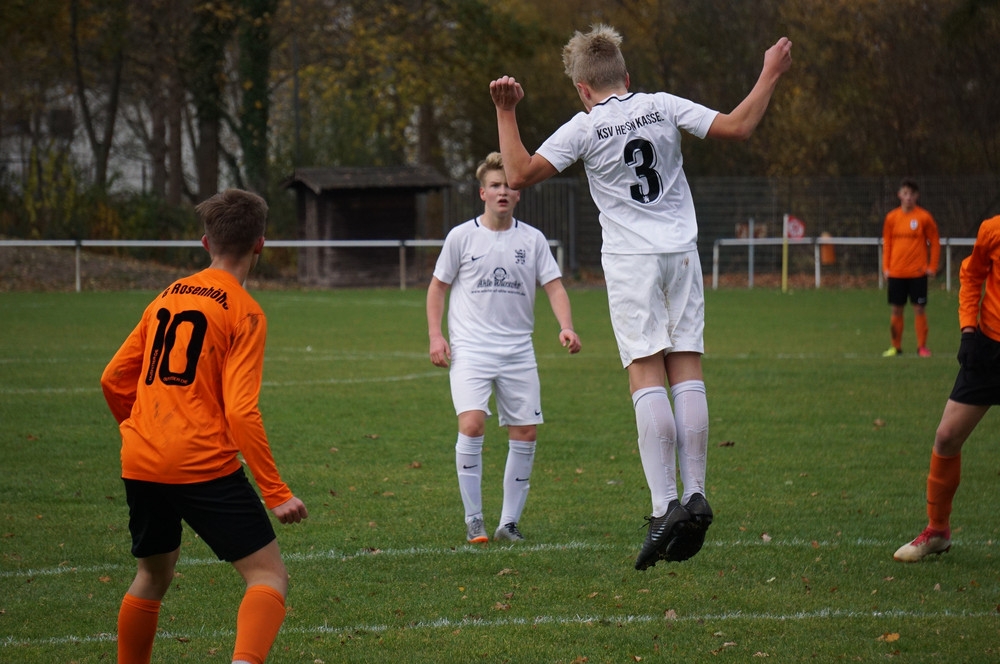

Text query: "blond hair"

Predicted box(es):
[475, 151, 506, 187]
[562, 24, 627, 89]
[195, 189, 268, 257]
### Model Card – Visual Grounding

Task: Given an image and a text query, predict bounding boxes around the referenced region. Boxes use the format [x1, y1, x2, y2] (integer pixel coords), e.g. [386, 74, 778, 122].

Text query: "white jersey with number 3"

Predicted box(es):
[433, 218, 561, 355]
[537, 92, 718, 255]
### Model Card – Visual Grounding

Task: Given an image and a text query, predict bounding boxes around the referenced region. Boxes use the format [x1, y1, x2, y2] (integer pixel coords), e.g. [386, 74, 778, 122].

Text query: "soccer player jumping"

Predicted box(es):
[490, 26, 792, 570]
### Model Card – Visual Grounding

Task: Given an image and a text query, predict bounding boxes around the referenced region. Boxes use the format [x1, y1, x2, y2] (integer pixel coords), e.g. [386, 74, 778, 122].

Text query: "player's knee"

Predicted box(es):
[508, 426, 537, 444]
[933, 427, 966, 456]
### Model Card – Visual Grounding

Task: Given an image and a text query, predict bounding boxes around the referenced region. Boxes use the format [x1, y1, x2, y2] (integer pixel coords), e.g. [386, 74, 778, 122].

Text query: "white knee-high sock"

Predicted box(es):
[672, 380, 708, 504]
[633, 386, 677, 517]
[455, 433, 484, 520]
[500, 439, 536, 526]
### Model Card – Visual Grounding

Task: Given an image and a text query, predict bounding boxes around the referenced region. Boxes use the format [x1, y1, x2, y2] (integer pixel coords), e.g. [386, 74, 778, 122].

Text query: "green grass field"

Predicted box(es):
[2, 285, 999, 662]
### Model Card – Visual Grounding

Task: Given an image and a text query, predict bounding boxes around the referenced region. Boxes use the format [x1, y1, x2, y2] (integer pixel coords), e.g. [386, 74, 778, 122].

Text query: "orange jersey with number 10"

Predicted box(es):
[101, 268, 293, 509]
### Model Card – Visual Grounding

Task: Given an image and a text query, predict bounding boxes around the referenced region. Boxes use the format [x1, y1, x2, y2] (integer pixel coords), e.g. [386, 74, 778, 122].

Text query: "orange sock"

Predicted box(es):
[915, 312, 929, 348]
[890, 314, 904, 350]
[117, 593, 161, 664]
[232, 585, 286, 664]
[926, 451, 961, 532]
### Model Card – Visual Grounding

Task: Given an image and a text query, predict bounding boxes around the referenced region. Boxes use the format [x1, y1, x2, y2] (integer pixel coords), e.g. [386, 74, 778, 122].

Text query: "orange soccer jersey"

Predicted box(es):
[882, 205, 940, 279]
[101, 268, 292, 509]
[958, 215, 1000, 342]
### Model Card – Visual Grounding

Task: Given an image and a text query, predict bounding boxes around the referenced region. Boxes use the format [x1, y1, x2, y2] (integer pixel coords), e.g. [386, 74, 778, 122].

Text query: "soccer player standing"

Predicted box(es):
[101, 189, 308, 664]
[881, 179, 940, 357]
[490, 26, 792, 569]
[894, 215, 1000, 562]
[427, 152, 581, 544]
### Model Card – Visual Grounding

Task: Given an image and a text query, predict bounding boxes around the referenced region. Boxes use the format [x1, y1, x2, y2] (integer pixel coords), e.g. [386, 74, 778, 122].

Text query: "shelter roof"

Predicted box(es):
[284, 166, 450, 195]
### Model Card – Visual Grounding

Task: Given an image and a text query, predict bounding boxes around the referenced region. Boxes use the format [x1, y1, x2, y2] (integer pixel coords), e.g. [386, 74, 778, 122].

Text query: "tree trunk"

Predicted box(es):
[238, 0, 278, 197]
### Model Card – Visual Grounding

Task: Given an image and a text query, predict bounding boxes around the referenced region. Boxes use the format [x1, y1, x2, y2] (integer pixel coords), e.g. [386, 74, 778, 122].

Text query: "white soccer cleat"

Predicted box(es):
[893, 526, 951, 562]
[466, 517, 489, 543]
[494, 522, 524, 542]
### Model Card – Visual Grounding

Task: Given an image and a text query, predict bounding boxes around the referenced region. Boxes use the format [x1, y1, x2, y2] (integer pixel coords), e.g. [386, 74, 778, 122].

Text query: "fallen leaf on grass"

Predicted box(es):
[664, 609, 678, 620]
[718, 440, 735, 447]
[877, 633, 900, 642]
[710, 642, 737, 655]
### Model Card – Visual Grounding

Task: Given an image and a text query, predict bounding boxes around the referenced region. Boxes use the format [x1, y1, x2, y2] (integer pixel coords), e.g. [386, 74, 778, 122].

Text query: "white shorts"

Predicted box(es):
[602, 251, 705, 367]
[449, 347, 543, 426]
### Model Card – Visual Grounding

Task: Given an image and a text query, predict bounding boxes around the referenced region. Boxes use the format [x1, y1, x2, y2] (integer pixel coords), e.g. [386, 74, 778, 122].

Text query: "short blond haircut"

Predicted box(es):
[475, 151, 506, 187]
[562, 24, 627, 89]
[195, 188, 268, 257]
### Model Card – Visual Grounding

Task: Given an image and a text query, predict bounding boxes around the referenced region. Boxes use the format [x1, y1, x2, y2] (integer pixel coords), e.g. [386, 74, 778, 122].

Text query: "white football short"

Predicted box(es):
[449, 347, 543, 426]
[602, 250, 705, 367]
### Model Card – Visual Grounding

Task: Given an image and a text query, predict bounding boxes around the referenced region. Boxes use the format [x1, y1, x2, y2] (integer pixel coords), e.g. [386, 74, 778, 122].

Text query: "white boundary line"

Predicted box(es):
[3, 537, 995, 581]
[4, 607, 996, 649]
[0, 370, 444, 396]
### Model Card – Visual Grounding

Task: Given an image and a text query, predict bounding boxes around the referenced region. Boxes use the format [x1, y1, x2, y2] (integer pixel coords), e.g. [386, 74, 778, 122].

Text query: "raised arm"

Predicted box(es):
[706, 37, 793, 141]
[490, 76, 559, 189]
[542, 277, 581, 354]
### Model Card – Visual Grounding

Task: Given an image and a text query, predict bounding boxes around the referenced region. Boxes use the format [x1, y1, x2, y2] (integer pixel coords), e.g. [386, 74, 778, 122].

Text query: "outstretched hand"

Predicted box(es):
[271, 496, 308, 524]
[763, 37, 793, 77]
[490, 76, 525, 111]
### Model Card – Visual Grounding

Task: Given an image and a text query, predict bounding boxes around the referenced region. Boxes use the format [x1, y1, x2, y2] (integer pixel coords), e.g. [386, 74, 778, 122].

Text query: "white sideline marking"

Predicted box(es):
[262, 371, 443, 388]
[0, 541, 610, 580]
[2, 536, 994, 581]
[3, 607, 995, 649]
[0, 370, 443, 396]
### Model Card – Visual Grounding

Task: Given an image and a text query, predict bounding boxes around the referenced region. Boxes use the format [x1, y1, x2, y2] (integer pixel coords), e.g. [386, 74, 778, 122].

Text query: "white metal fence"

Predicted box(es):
[711, 236, 976, 290]
[0, 239, 564, 292]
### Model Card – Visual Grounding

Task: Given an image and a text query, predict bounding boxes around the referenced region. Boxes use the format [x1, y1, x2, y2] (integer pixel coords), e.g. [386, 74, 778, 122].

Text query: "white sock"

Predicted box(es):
[500, 439, 536, 526]
[455, 433, 484, 520]
[633, 386, 677, 517]
[672, 380, 708, 504]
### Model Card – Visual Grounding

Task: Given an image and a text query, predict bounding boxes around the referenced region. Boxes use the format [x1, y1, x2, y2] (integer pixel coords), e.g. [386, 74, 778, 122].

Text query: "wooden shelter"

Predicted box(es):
[284, 166, 450, 287]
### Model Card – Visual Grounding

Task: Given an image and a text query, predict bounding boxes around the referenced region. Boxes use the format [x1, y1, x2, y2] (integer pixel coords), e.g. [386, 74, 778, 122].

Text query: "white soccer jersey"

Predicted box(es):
[433, 217, 561, 354]
[537, 92, 718, 255]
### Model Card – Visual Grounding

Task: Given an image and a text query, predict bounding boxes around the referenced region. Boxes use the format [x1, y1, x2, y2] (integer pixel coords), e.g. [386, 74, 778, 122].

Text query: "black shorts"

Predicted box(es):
[950, 329, 1000, 406]
[887, 276, 928, 306]
[123, 467, 276, 562]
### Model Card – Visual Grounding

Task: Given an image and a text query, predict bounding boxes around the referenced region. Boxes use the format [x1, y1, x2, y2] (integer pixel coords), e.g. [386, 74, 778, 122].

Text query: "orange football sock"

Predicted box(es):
[915, 312, 929, 348]
[890, 314, 904, 350]
[117, 593, 161, 664]
[926, 451, 961, 532]
[232, 585, 287, 664]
